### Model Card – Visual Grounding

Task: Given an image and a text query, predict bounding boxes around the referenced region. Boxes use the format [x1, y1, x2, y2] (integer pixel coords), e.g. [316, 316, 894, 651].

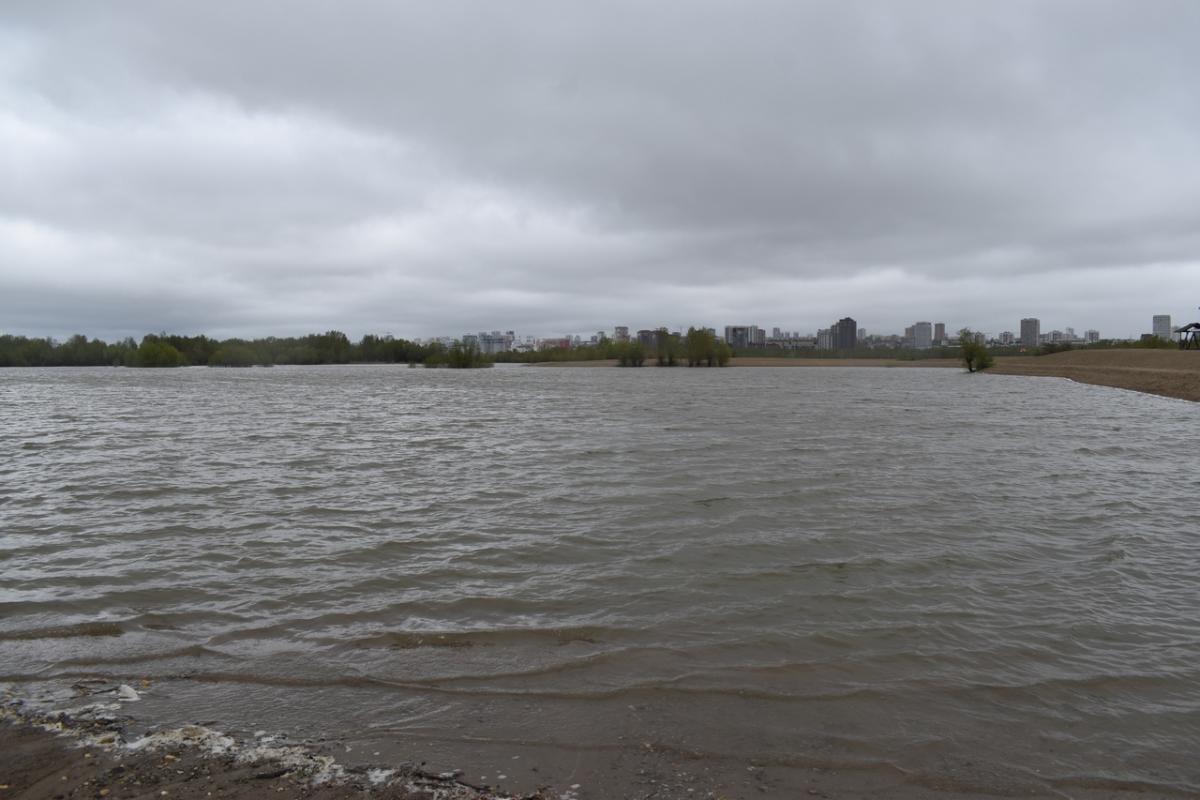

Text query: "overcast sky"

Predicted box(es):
[3, 1, 1199, 341]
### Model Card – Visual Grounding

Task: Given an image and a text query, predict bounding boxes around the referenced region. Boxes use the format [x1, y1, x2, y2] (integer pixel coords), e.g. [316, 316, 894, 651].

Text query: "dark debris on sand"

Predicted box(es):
[1, 697, 550, 800]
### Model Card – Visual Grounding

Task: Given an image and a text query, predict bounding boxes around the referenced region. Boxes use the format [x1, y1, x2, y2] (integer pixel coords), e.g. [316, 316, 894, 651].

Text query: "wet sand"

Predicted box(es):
[6, 708, 1193, 800]
[0, 703, 926, 800]
[0, 709, 533, 800]
[990, 349, 1200, 402]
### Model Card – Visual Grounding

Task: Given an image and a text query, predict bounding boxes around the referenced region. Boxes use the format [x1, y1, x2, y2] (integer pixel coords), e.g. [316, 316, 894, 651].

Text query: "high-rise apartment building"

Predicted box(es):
[476, 330, 515, 354]
[724, 326, 760, 349]
[613, 326, 629, 343]
[912, 321, 933, 350]
[832, 317, 857, 350]
[934, 322, 946, 344]
[1085, 329, 1100, 343]
[1020, 318, 1041, 347]
[1153, 315, 1172, 340]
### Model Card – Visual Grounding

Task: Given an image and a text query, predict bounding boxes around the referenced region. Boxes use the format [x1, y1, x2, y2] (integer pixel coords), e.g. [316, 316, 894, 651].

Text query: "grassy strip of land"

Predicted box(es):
[532, 357, 963, 368]
[732, 357, 961, 368]
[989, 349, 1200, 402]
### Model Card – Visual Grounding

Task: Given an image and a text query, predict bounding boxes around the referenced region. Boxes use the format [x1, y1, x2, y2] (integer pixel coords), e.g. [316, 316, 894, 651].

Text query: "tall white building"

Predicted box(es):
[912, 321, 933, 350]
[1020, 318, 1041, 347]
[1153, 315, 1172, 341]
[724, 325, 762, 348]
[476, 330, 514, 354]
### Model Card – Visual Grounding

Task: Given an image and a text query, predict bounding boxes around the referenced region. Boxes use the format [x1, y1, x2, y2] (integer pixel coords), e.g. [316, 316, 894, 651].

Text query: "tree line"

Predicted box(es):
[0, 332, 447, 368]
[18, 324, 1149, 371]
[494, 327, 731, 367]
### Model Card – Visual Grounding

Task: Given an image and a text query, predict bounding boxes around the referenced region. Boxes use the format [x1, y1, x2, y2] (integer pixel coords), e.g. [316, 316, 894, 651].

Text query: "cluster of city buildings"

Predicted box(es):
[421, 314, 1184, 354]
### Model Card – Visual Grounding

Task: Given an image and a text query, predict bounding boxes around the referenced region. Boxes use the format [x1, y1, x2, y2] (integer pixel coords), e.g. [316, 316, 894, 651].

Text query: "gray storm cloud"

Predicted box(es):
[2, 0, 1198, 341]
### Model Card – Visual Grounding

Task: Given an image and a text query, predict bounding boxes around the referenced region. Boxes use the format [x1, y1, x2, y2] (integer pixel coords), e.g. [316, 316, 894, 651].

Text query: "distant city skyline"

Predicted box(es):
[438, 314, 1181, 353]
[13, 308, 1198, 348]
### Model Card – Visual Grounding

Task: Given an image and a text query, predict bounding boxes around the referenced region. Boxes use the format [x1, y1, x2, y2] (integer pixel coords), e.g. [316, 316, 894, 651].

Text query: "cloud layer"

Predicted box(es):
[3, 1, 1199, 340]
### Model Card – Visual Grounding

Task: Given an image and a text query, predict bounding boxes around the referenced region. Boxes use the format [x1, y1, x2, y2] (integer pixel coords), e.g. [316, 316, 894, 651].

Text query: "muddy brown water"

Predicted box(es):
[2, 365, 1198, 797]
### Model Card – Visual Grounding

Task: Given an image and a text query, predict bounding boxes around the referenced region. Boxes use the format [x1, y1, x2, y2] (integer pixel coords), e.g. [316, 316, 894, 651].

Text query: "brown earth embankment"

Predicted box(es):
[990, 349, 1200, 402]
[731, 357, 960, 368]
[529, 358, 961, 368]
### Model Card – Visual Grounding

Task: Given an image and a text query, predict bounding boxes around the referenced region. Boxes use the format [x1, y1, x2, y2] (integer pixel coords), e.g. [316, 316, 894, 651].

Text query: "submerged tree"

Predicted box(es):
[134, 338, 187, 368]
[684, 327, 732, 367]
[958, 328, 994, 373]
[654, 328, 681, 366]
[434, 340, 492, 369]
[614, 341, 646, 366]
[208, 343, 258, 367]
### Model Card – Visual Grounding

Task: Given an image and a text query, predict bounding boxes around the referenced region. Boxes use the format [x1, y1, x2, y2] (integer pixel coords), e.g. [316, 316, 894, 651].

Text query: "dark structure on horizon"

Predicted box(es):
[1177, 320, 1200, 350]
[833, 317, 857, 351]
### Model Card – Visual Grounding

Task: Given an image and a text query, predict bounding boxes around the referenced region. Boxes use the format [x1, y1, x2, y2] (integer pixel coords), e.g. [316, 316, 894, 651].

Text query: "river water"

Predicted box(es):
[2, 365, 1198, 797]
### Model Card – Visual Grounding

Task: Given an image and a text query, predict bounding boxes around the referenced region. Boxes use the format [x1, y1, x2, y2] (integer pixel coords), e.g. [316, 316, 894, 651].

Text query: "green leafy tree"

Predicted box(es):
[134, 338, 187, 367]
[684, 327, 711, 366]
[614, 341, 645, 366]
[714, 339, 732, 366]
[655, 328, 680, 367]
[1037, 341, 1074, 356]
[682, 327, 732, 367]
[959, 328, 994, 373]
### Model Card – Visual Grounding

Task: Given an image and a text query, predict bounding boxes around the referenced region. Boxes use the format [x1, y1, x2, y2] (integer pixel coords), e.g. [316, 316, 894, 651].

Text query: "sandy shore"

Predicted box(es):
[7, 701, 1194, 800]
[0, 704, 538, 800]
[732, 357, 960, 368]
[990, 349, 1200, 402]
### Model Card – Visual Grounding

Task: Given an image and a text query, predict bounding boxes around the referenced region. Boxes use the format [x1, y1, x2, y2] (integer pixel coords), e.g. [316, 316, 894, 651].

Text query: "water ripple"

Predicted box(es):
[2, 364, 1198, 792]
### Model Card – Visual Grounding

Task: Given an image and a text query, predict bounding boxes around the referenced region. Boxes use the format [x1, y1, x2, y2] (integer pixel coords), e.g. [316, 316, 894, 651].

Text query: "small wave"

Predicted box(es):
[55, 644, 235, 666]
[324, 625, 622, 651]
[0, 621, 125, 641]
[342, 632, 478, 650]
[1049, 774, 1200, 797]
[103, 487, 183, 500]
[691, 496, 732, 507]
[173, 672, 890, 705]
[0, 669, 889, 706]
